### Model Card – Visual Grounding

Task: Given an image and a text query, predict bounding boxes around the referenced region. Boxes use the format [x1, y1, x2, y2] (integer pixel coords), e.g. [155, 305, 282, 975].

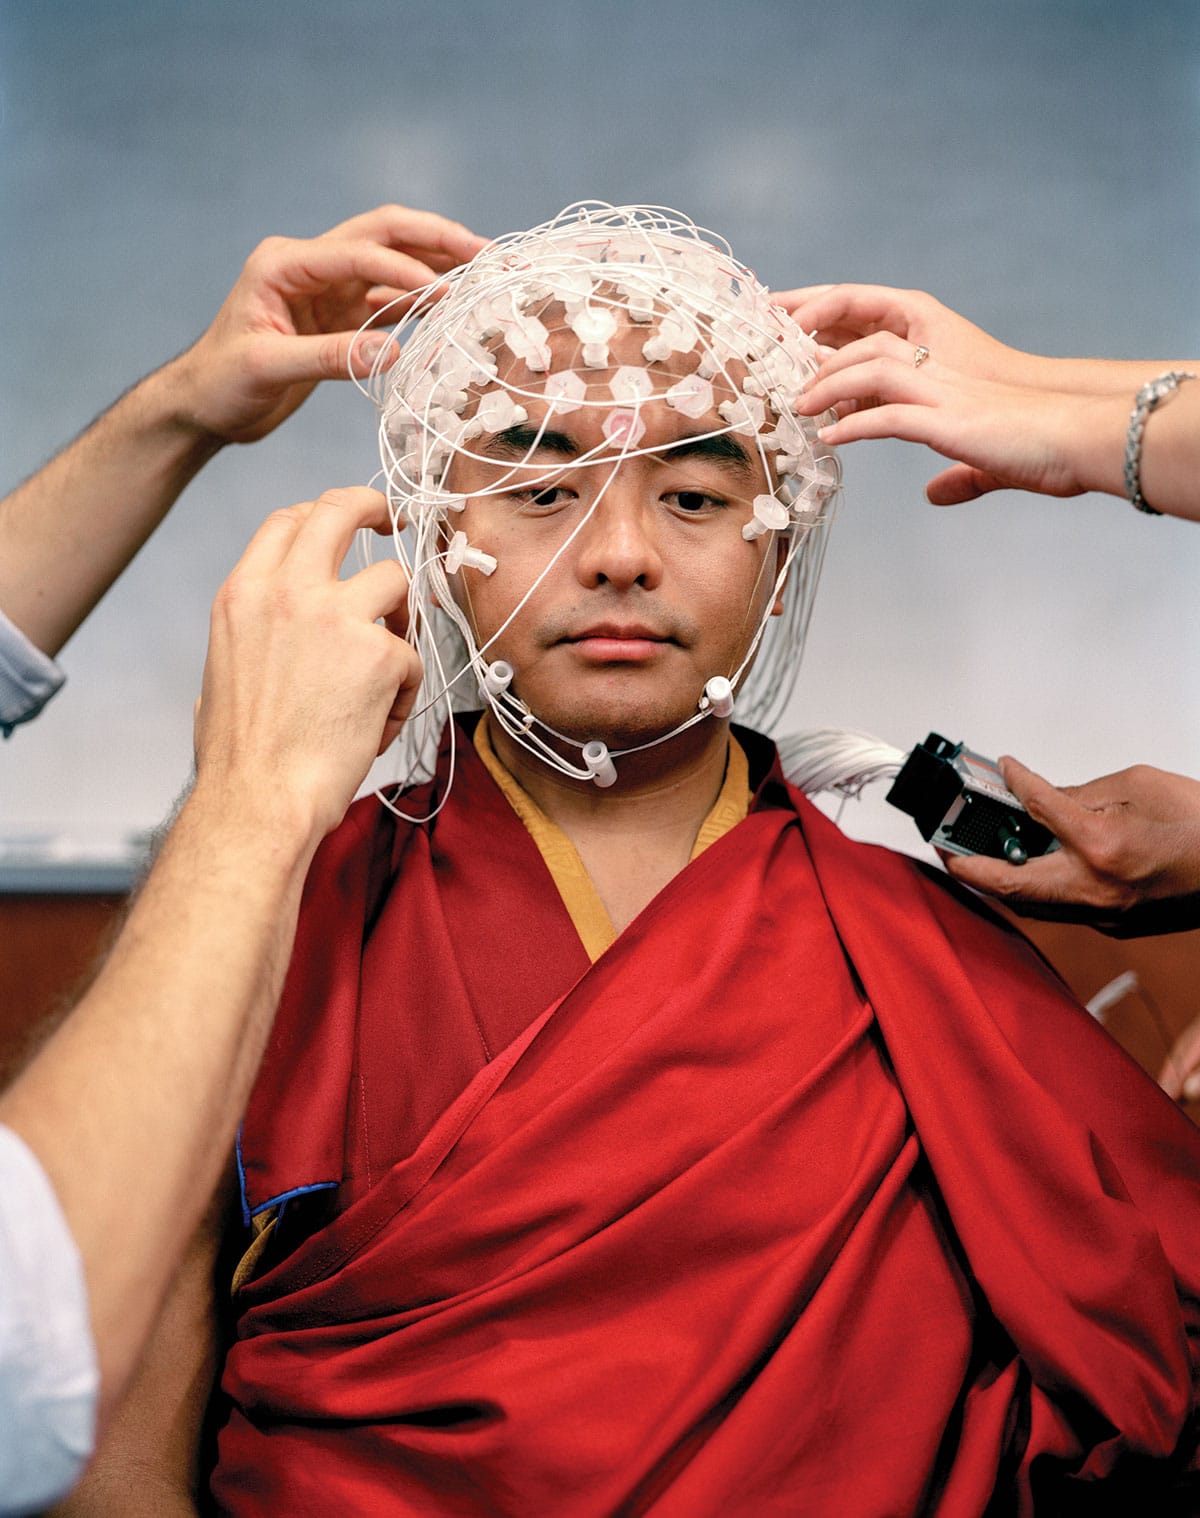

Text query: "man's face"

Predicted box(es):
[445, 320, 786, 750]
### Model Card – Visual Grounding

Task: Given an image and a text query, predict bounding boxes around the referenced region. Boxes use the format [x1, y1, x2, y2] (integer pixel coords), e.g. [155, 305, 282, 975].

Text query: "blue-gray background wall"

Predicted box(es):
[2, 0, 1197, 860]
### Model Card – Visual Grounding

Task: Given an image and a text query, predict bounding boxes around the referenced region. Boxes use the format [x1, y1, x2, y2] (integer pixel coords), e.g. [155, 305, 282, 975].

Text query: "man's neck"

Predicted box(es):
[488, 717, 733, 936]
[490, 717, 731, 837]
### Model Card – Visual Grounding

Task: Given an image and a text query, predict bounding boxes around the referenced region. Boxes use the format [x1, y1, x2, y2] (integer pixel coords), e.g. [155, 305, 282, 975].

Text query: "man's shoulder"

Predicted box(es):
[757, 763, 1063, 989]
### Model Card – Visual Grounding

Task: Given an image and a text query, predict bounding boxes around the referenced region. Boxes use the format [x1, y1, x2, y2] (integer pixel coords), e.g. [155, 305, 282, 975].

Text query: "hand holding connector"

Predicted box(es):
[942, 757, 1200, 938]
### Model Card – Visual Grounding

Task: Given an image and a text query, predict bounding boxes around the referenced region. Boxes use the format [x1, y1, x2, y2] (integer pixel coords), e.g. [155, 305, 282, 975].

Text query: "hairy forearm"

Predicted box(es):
[52, 1465, 202, 1517]
[0, 357, 223, 657]
[0, 781, 319, 1426]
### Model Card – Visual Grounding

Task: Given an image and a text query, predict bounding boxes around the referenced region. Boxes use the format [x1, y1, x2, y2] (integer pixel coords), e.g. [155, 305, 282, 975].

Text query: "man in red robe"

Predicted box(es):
[64, 206, 1200, 1517]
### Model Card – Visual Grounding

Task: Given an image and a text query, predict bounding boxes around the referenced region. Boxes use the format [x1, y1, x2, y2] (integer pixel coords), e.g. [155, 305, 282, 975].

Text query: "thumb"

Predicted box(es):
[998, 756, 1088, 836]
[376, 645, 424, 755]
[257, 330, 399, 386]
[347, 330, 400, 377]
[926, 464, 1007, 506]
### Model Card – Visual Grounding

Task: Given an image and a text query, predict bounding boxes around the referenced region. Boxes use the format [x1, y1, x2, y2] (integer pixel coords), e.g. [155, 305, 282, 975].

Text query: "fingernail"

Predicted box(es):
[360, 334, 388, 361]
[817, 425, 834, 441]
[1184, 1074, 1200, 1102]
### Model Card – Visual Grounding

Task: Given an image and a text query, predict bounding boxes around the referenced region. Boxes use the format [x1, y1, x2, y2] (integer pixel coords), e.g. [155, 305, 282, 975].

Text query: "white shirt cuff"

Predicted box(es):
[0, 1125, 98, 1514]
[0, 608, 66, 736]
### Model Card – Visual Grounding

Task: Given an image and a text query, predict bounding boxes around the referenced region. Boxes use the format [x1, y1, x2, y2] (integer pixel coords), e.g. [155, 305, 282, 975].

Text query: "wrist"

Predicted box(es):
[1010, 352, 1112, 395]
[984, 343, 1053, 391]
[1054, 392, 1129, 498]
[178, 775, 326, 884]
[149, 345, 240, 451]
[1124, 372, 1198, 518]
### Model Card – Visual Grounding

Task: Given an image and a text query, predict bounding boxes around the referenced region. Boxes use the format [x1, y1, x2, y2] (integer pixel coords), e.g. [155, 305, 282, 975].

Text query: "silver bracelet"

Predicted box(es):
[1124, 370, 1196, 515]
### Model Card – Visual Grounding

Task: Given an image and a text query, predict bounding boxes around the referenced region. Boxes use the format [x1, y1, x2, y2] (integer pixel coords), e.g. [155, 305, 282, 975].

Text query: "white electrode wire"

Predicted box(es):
[391, 493, 829, 794]
[462, 404, 651, 779]
[352, 202, 841, 813]
[354, 203, 786, 408]
[384, 406, 599, 718]
[379, 359, 791, 495]
[417, 434, 834, 747]
[773, 729, 906, 797]
[373, 605, 461, 825]
[399, 421, 627, 726]
[473, 399, 803, 771]
[370, 391, 658, 814]
[527, 514, 786, 765]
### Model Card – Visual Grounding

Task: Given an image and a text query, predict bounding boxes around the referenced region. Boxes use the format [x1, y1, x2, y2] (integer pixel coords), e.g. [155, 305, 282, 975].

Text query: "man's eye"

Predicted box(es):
[512, 486, 574, 510]
[666, 490, 724, 513]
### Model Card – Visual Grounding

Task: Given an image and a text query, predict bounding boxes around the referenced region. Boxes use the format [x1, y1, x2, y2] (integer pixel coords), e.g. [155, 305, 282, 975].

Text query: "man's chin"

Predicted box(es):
[520, 695, 697, 753]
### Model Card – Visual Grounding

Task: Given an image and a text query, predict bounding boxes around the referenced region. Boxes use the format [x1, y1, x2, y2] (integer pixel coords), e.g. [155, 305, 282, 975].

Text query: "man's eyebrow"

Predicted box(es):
[478, 423, 756, 476]
[481, 425, 580, 460]
[660, 433, 755, 477]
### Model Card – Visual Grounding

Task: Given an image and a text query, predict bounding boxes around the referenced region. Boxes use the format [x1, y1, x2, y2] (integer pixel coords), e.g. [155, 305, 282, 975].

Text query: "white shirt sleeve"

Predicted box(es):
[0, 608, 66, 737]
[0, 1125, 98, 1515]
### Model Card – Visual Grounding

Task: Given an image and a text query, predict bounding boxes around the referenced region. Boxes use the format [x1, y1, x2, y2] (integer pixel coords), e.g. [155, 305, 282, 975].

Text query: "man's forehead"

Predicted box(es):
[487, 306, 746, 393]
[460, 316, 765, 468]
[378, 203, 838, 530]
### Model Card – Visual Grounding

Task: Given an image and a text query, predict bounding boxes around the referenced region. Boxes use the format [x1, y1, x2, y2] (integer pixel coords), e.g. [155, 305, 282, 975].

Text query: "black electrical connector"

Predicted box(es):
[886, 733, 1060, 864]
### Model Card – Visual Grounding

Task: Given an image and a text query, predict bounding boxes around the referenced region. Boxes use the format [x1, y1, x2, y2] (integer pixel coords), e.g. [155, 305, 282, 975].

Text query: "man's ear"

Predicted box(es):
[430, 520, 452, 611]
[771, 532, 791, 617]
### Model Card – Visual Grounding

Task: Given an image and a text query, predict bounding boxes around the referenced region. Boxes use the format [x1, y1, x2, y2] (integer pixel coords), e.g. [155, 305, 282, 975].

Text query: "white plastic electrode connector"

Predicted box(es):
[506, 313, 552, 372]
[571, 307, 618, 344]
[474, 391, 529, 433]
[626, 291, 656, 323]
[445, 531, 468, 573]
[742, 494, 791, 541]
[445, 531, 498, 576]
[718, 393, 767, 437]
[544, 370, 587, 414]
[582, 740, 618, 788]
[614, 278, 657, 322]
[549, 269, 593, 309]
[704, 676, 735, 718]
[610, 366, 654, 404]
[603, 409, 647, 449]
[665, 374, 715, 420]
[642, 313, 698, 364]
[463, 546, 497, 575]
[571, 307, 618, 369]
[481, 659, 514, 698]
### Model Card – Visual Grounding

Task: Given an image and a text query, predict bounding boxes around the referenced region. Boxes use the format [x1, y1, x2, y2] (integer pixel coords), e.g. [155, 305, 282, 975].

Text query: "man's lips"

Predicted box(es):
[560, 624, 674, 663]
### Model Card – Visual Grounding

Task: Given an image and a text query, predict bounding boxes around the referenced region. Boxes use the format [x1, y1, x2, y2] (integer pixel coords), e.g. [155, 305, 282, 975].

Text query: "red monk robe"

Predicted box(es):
[215, 720, 1200, 1516]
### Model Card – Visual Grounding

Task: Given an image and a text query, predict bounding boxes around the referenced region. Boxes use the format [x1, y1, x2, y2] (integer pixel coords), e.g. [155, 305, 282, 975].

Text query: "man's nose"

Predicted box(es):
[572, 485, 664, 591]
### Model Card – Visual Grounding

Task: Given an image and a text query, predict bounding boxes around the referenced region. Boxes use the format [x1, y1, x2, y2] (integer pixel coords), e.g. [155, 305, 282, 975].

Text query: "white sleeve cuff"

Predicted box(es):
[0, 607, 66, 736]
[0, 1125, 98, 1514]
